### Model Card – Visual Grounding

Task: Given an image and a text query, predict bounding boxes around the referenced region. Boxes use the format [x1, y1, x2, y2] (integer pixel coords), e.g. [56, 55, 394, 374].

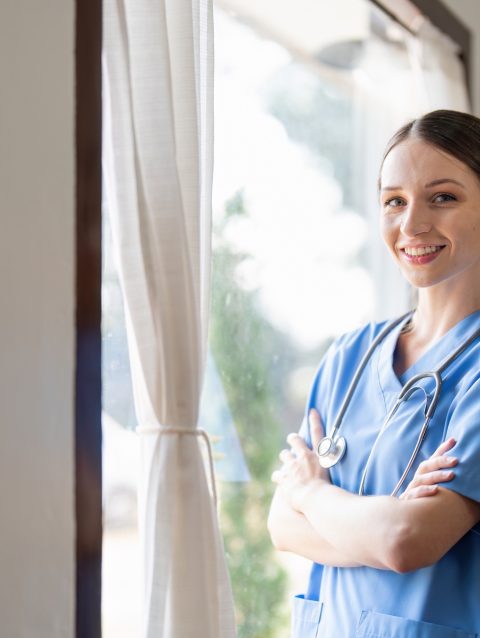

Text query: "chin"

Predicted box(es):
[400, 271, 442, 289]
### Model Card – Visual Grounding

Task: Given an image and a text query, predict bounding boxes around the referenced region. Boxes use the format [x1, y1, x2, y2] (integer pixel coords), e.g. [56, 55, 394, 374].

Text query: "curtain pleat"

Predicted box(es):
[407, 19, 471, 113]
[103, 0, 237, 635]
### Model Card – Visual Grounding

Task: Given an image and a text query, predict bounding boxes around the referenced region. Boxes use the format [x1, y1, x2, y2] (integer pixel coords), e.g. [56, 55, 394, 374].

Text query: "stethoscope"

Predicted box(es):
[316, 311, 480, 497]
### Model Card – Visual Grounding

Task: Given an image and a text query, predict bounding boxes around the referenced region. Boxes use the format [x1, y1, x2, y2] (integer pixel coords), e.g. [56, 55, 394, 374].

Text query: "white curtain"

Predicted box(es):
[103, 1, 237, 636]
[353, 37, 419, 320]
[407, 19, 471, 113]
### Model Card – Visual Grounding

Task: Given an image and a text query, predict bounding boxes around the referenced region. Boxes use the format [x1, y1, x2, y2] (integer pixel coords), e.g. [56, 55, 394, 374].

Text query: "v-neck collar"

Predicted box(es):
[377, 310, 480, 398]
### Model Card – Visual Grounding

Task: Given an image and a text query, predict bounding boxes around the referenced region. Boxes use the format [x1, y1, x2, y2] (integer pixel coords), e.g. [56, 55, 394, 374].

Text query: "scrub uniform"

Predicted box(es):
[293, 311, 480, 638]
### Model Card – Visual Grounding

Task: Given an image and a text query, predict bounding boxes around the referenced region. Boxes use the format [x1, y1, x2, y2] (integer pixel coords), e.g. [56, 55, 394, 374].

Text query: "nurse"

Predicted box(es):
[268, 109, 480, 637]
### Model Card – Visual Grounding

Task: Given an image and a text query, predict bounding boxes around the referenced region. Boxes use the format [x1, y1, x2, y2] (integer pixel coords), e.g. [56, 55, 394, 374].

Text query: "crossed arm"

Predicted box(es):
[268, 410, 480, 573]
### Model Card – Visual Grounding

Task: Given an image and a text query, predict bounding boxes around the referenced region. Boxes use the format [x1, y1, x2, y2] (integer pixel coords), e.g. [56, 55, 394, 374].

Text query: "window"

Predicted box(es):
[100, 1, 469, 635]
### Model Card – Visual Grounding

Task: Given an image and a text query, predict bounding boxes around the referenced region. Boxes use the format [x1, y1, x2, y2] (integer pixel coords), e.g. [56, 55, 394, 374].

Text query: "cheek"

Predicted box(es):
[380, 215, 396, 247]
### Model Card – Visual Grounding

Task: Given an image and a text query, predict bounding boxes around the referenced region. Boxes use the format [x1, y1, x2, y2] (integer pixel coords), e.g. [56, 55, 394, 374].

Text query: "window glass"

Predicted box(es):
[101, 2, 420, 635]
[210, 7, 373, 636]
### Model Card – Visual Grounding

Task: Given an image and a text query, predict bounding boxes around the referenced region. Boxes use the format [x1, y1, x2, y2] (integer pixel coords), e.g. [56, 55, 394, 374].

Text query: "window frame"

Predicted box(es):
[75, 0, 102, 636]
[371, 0, 472, 102]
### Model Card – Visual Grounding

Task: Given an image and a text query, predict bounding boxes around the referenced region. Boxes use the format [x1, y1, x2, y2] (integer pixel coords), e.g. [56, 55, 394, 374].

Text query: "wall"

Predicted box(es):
[0, 2, 75, 636]
[441, 0, 480, 114]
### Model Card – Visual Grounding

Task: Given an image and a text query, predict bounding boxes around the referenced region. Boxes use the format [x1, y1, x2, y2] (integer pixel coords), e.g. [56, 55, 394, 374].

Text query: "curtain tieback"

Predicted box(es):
[136, 426, 217, 506]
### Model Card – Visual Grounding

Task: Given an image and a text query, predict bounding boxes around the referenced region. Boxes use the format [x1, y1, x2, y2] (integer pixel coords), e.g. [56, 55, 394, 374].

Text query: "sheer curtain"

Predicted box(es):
[407, 19, 470, 113]
[354, 36, 419, 320]
[356, 13, 470, 322]
[102, 1, 236, 636]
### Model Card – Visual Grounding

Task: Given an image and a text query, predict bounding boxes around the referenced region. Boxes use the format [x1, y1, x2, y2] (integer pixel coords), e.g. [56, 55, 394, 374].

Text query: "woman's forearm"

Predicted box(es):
[273, 417, 480, 573]
[272, 415, 403, 569]
[277, 479, 480, 573]
[296, 480, 405, 570]
[268, 489, 361, 567]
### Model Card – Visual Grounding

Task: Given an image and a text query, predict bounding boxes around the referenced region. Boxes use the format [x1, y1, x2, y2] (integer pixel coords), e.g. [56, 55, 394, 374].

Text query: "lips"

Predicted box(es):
[403, 245, 444, 256]
[400, 245, 446, 264]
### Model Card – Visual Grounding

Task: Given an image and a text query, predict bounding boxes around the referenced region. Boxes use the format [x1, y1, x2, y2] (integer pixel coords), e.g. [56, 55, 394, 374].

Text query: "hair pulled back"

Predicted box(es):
[378, 109, 480, 191]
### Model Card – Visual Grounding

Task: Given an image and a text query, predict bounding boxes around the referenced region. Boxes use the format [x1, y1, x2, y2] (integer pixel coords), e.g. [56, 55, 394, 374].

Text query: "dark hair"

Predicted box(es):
[378, 109, 480, 192]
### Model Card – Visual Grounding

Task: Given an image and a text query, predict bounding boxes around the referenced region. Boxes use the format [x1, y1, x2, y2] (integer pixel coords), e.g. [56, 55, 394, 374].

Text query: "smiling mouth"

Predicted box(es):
[400, 245, 446, 264]
[401, 245, 446, 257]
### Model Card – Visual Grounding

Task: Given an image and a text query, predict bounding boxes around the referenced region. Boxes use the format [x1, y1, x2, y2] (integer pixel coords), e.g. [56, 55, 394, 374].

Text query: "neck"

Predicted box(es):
[413, 279, 480, 343]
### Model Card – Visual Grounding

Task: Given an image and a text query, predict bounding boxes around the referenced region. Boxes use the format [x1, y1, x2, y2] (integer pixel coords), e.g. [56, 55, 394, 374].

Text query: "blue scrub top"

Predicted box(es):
[293, 311, 480, 638]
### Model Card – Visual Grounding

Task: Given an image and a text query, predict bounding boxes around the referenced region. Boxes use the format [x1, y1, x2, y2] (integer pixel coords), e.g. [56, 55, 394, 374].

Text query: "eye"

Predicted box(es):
[383, 197, 405, 208]
[432, 193, 457, 204]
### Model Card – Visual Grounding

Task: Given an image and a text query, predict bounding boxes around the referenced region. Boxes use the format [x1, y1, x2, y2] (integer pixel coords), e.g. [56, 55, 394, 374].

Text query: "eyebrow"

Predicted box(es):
[380, 178, 466, 192]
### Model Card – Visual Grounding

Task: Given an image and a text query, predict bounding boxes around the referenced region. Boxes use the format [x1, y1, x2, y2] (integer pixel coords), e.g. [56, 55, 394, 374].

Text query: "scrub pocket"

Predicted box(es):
[291, 594, 323, 638]
[356, 610, 477, 638]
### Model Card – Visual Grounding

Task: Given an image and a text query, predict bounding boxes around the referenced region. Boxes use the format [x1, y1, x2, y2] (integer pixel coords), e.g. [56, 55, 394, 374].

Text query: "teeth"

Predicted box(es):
[404, 246, 443, 256]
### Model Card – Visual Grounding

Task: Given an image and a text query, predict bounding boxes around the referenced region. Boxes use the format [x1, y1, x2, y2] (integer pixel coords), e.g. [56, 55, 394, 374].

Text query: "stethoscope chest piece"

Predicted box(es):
[317, 435, 347, 468]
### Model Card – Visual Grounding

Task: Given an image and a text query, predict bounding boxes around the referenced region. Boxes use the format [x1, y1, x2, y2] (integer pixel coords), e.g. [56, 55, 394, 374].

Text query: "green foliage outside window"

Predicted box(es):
[209, 191, 293, 638]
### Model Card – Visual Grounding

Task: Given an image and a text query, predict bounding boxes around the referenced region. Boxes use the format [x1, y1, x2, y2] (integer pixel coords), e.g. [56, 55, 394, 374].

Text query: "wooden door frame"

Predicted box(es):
[75, 0, 102, 636]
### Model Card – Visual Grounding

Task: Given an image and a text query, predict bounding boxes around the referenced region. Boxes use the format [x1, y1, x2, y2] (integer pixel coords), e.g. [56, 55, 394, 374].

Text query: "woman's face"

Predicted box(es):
[379, 137, 480, 291]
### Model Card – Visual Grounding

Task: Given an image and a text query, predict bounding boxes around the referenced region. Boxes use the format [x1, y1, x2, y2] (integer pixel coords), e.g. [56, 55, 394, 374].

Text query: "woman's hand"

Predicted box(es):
[271, 408, 330, 511]
[399, 437, 458, 500]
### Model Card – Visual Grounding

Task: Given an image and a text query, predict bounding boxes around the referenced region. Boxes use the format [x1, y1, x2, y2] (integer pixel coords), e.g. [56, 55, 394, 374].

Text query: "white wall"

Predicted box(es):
[0, 2, 75, 637]
[441, 0, 480, 114]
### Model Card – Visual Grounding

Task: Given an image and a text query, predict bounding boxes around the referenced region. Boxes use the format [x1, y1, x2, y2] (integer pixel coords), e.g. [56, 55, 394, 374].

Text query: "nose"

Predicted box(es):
[399, 201, 432, 237]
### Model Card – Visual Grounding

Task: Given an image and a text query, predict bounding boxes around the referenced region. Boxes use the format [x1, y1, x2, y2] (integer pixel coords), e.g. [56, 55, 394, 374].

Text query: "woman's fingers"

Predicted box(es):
[431, 437, 456, 458]
[401, 441, 458, 500]
[277, 413, 331, 490]
[286, 432, 308, 454]
[308, 408, 325, 451]
[400, 484, 438, 500]
[284, 409, 324, 455]
[415, 453, 458, 476]
[279, 448, 294, 464]
[407, 469, 455, 489]
[271, 469, 283, 484]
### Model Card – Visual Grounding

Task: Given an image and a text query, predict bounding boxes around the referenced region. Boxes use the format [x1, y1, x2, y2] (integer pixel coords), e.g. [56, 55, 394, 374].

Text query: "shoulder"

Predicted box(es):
[446, 329, 480, 403]
[309, 316, 399, 394]
[301, 316, 402, 442]
[325, 317, 393, 365]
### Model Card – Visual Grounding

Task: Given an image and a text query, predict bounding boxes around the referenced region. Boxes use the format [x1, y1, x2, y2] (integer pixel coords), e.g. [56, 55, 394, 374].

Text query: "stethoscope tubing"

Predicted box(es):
[317, 312, 480, 497]
[358, 372, 441, 497]
[327, 312, 413, 444]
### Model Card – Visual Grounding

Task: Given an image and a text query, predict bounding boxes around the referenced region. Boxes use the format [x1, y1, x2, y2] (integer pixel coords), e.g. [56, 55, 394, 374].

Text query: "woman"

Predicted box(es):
[269, 109, 480, 638]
